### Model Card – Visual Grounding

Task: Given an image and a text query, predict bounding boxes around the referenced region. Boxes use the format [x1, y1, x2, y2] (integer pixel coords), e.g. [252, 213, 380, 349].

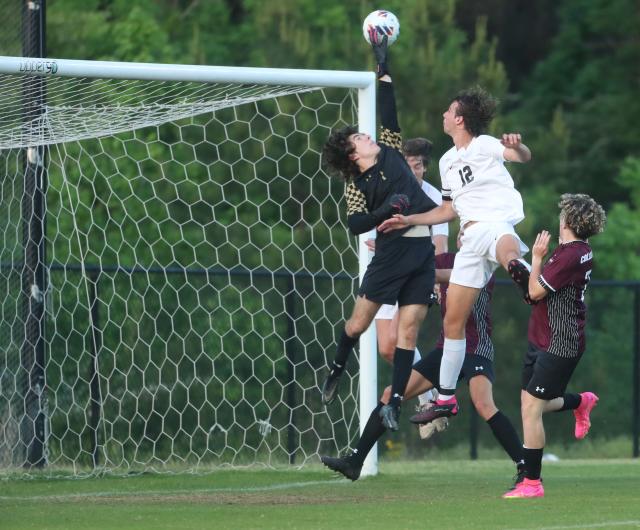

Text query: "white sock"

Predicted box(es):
[438, 338, 466, 400]
[418, 388, 436, 405]
[413, 347, 422, 365]
[517, 257, 531, 272]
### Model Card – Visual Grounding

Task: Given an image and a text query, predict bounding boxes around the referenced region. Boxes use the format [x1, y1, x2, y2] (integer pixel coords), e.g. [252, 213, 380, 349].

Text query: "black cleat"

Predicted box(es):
[320, 455, 362, 481]
[321, 370, 342, 405]
[508, 259, 535, 305]
[409, 401, 458, 424]
[379, 404, 400, 431]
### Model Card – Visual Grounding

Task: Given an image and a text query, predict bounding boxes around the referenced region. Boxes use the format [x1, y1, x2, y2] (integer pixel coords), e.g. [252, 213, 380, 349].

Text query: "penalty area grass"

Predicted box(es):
[0, 459, 638, 530]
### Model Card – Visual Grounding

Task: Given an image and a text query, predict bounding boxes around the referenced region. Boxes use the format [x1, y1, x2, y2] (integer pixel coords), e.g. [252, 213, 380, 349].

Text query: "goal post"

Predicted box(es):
[0, 56, 379, 476]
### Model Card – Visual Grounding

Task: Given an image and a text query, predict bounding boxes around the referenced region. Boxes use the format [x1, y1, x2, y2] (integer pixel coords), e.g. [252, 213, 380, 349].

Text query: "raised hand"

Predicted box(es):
[500, 133, 522, 148]
[368, 27, 389, 78]
[532, 230, 551, 261]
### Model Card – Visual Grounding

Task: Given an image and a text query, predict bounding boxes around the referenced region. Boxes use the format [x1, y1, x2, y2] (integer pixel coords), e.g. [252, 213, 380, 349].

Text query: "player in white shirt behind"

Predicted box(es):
[367, 137, 450, 439]
[379, 87, 532, 424]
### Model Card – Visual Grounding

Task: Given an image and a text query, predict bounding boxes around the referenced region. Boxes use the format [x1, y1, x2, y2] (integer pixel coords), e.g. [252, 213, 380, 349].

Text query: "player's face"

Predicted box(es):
[404, 155, 425, 181]
[443, 101, 461, 135]
[348, 132, 380, 161]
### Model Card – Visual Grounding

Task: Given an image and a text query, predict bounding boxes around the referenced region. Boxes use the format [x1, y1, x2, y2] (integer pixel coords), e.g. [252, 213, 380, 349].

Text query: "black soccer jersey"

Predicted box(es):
[344, 81, 437, 248]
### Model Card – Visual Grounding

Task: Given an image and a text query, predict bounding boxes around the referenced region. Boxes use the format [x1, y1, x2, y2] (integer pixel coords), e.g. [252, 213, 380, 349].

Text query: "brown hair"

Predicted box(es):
[453, 86, 497, 137]
[402, 137, 433, 167]
[322, 126, 360, 180]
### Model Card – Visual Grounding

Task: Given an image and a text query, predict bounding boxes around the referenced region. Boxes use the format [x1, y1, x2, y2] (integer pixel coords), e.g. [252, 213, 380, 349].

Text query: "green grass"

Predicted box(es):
[1, 459, 639, 530]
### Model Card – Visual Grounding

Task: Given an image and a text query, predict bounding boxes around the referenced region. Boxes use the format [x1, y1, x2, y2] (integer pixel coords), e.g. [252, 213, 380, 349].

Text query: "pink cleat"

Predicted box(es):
[502, 478, 544, 498]
[574, 392, 599, 439]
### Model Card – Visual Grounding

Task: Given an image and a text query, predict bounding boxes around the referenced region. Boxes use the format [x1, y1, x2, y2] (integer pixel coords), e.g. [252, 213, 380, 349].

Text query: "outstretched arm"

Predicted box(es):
[501, 133, 531, 163]
[368, 28, 402, 150]
[378, 201, 458, 233]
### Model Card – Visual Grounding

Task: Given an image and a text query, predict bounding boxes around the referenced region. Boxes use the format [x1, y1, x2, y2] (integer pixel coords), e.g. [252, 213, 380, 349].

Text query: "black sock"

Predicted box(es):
[351, 402, 386, 465]
[487, 410, 524, 467]
[523, 447, 544, 480]
[556, 393, 582, 411]
[389, 348, 414, 408]
[330, 330, 359, 375]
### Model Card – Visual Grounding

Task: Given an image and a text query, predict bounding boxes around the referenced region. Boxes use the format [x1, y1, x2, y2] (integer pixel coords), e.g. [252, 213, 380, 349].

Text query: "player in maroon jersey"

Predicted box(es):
[504, 194, 606, 499]
[320, 242, 525, 485]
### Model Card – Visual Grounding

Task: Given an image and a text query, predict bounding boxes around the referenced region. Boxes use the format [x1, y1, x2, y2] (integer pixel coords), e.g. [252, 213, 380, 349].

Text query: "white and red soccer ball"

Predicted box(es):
[362, 10, 400, 46]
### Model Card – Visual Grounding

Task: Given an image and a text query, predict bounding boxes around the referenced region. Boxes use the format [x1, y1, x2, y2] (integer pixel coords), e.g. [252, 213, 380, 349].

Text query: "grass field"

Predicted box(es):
[1, 459, 639, 530]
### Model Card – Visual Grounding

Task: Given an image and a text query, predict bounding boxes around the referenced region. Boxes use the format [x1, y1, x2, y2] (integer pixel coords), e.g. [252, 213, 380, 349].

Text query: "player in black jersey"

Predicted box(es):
[320, 29, 438, 430]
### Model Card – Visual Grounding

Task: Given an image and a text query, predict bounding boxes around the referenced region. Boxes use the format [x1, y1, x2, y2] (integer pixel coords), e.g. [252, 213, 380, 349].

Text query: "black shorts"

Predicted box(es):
[358, 237, 435, 306]
[412, 348, 495, 391]
[521, 343, 582, 399]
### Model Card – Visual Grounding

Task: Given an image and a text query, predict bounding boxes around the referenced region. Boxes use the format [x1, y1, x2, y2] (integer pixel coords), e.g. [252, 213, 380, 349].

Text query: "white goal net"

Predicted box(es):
[0, 58, 377, 475]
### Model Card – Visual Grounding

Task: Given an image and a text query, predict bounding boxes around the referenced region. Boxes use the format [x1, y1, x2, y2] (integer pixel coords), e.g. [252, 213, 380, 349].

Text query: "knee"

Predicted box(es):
[472, 396, 497, 420]
[443, 315, 464, 337]
[345, 319, 365, 338]
[378, 347, 394, 364]
[521, 396, 542, 421]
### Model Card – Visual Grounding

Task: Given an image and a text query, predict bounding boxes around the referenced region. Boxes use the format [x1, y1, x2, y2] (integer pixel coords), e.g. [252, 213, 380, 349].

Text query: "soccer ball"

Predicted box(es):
[362, 10, 400, 46]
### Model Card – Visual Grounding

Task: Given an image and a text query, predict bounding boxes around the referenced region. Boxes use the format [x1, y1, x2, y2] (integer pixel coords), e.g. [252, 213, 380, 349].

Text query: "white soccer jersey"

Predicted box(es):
[421, 180, 449, 237]
[438, 135, 524, 226]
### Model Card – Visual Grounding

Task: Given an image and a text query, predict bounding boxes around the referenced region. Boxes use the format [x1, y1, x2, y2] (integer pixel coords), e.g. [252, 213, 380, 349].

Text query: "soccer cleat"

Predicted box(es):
[508, 258, 535, 305]
[508, 467, 526, 491]
[379, 404, 401, 431]
[574, 391, 599, 439]
[416, 402, 449, 440]
[409, 397, 458, 425]
[502, 477, 544, 498]
[320, 455, 362, 481]
[320, 369, 342, 405]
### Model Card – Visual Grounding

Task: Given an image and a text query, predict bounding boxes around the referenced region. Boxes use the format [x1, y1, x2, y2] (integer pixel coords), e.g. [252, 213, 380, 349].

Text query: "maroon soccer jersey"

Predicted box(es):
[435, 252, 495, 359]
[528, 240, 593, 358]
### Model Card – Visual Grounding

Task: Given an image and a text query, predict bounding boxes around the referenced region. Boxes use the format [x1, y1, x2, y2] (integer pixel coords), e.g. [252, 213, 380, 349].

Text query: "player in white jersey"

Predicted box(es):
[378, 87, 532, 423]
[366, 138, 449, 438]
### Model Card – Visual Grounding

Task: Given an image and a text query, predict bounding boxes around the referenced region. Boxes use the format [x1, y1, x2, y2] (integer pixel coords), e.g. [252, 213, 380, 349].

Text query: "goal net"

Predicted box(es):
[0, 58, 377, 475]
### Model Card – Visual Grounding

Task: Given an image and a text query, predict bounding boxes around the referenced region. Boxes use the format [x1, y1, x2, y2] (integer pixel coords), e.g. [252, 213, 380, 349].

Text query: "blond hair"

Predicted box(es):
[559, 193, 606, 240]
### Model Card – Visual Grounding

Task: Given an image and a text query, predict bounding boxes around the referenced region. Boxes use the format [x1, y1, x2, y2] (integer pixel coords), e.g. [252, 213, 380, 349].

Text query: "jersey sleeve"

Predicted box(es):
[477, 135, 505, 162]
[344, 181, 391, 235]
[377, 81, 402, 151]
[539, 248, 581, 292]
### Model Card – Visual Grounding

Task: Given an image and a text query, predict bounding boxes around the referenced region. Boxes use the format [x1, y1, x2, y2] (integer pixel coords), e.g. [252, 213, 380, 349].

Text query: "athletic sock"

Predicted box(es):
[389, 347, 415, 408]
[523, 447, 544, 480]
[330, 330, 359, 375]
[487, 410, 524, 466]
[418, 388, 435, 405]
[438, 338, 466, 399]
[413, 347, 422, 365]
[556, 393, 582, 412]
[351, 402, 386, 466]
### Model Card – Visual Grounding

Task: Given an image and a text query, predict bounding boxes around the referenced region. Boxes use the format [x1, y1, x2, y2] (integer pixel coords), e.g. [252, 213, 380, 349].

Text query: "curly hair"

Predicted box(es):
[322, 126, 360, 181]
[453, 86, 497, 137]
[402, 137, 433, 167]
[559, 193, 607, 240]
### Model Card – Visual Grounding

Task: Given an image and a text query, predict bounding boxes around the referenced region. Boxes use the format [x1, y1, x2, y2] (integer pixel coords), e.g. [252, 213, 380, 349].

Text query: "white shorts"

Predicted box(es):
[375, 303, 398, 320]
[450, 221, 529, 289]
